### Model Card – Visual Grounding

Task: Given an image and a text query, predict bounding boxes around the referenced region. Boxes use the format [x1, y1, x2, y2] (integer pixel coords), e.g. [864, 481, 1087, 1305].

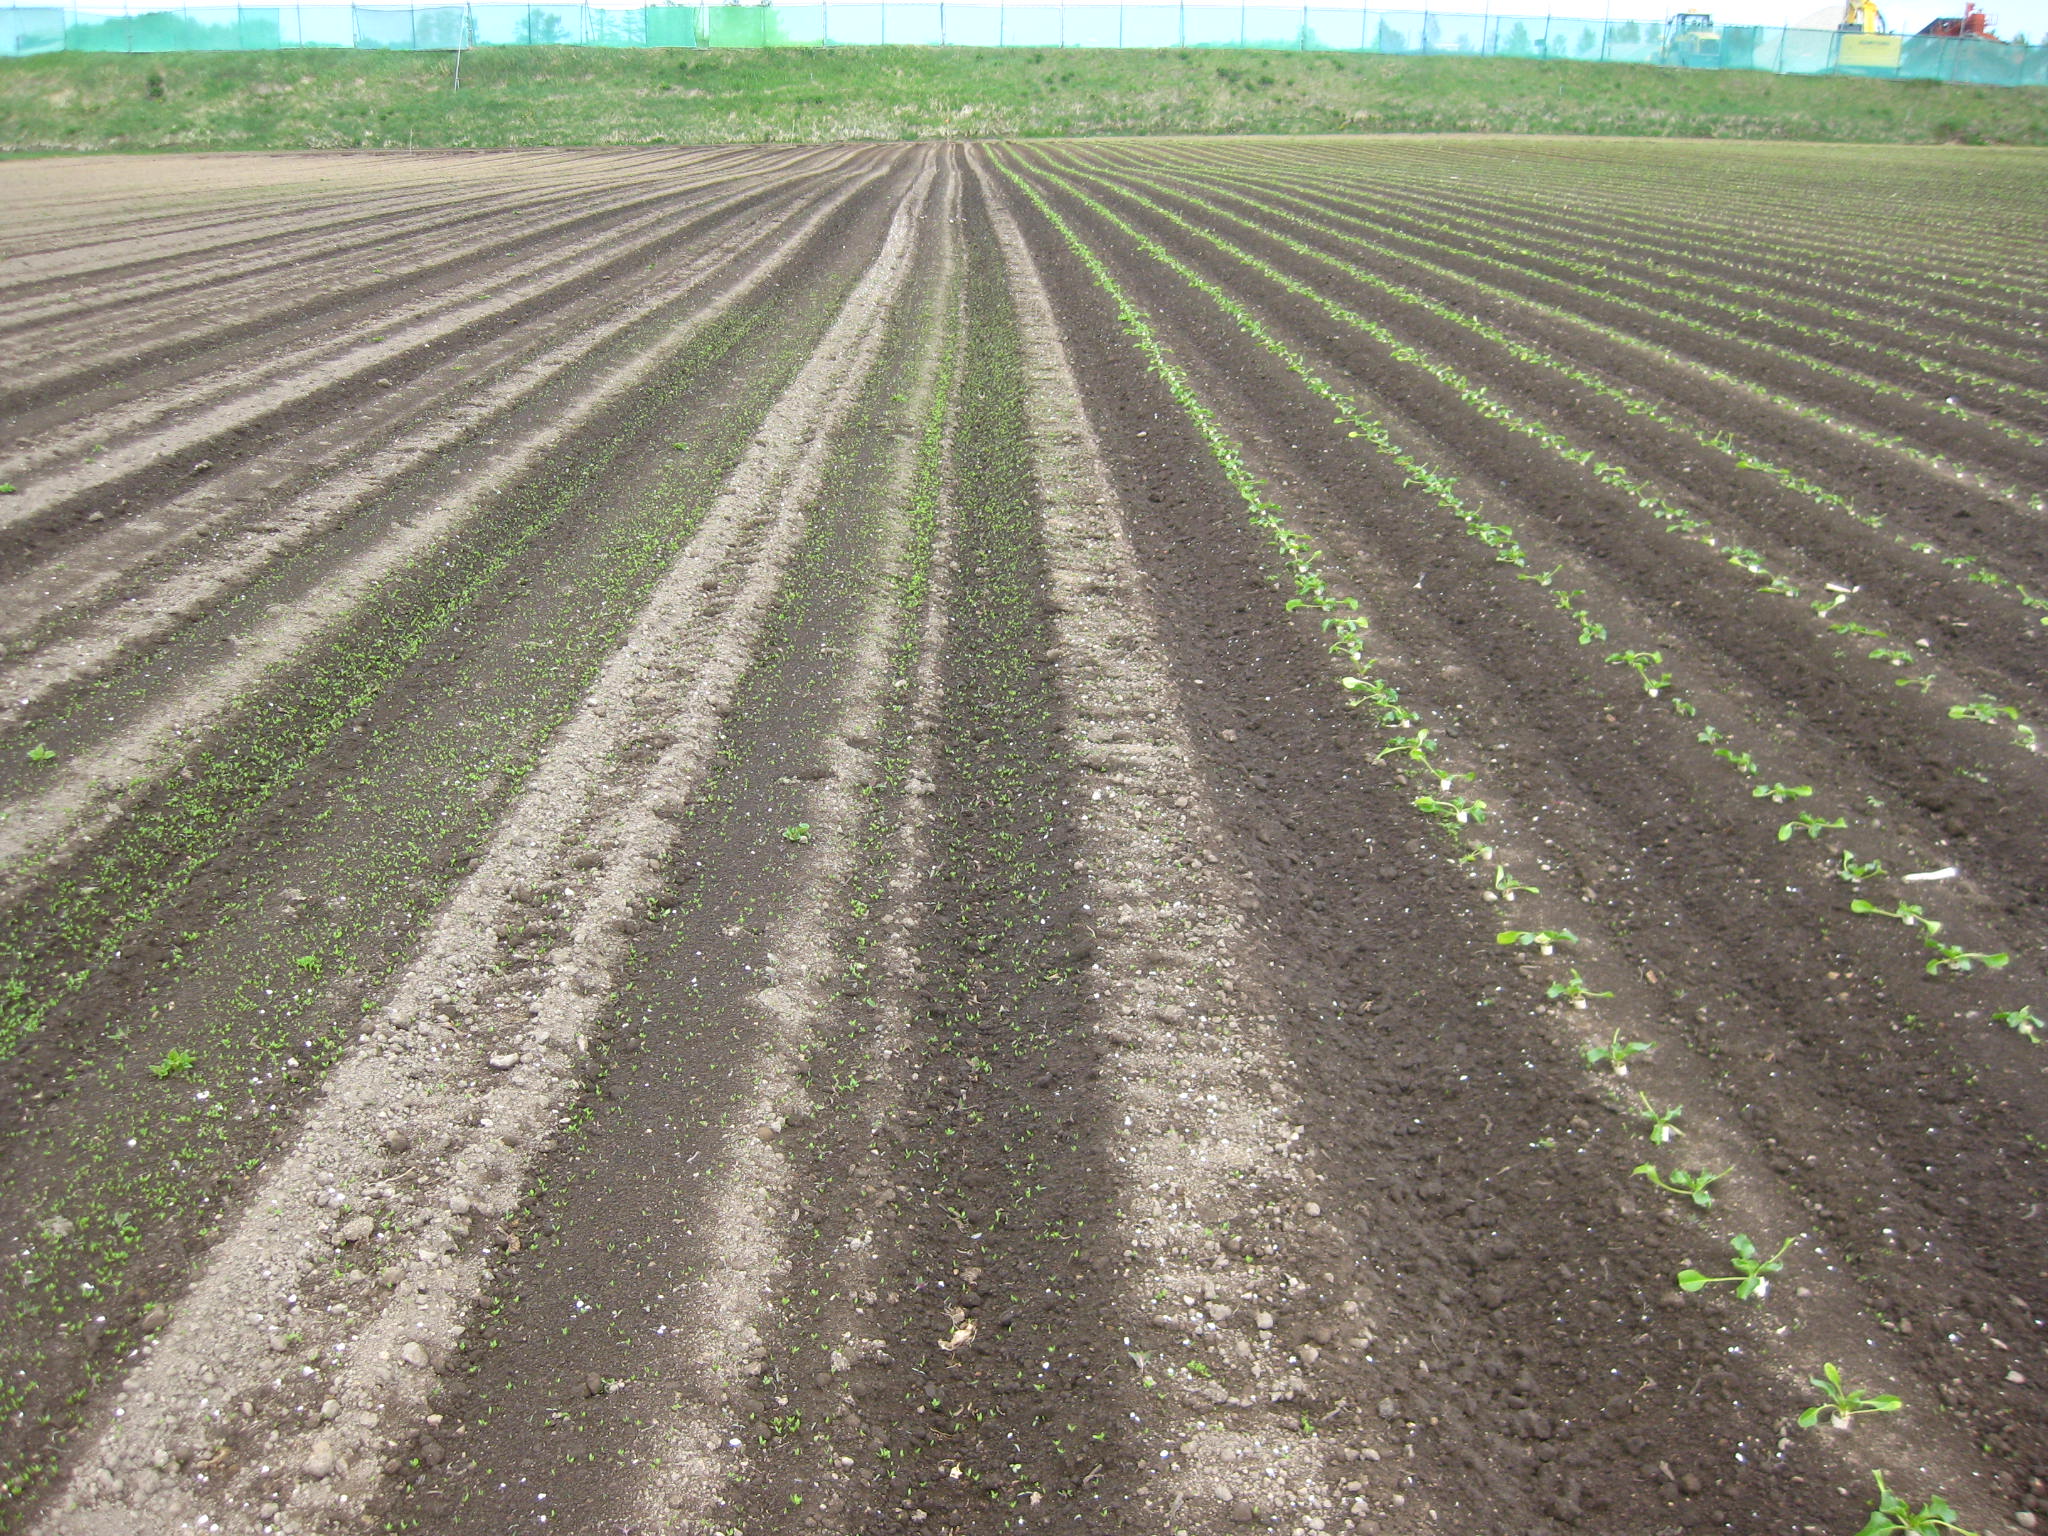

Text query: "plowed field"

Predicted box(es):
[1, 138, 2045, 1536]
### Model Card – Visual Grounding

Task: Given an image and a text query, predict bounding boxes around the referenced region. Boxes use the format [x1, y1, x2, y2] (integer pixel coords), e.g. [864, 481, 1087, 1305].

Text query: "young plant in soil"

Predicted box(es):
[1633, 1163, 1728, 1209]
[1922, 940, 2009, 976]
[1634, 1093, 1682, 1144]
[1498, 928, 1577, 955]
[1835, 851, 1886, 883]
[1798, 1363, 1901, 1430]
[1850, 899, 1940, 936]
[1854, 1472, 1980, 1536]
[1779, 813, 1845, 841]
[1994, 1006, 2043, 1044]
[1677, 1233, 1796, 1300]
[1486, 866, 1539, 902]
[1582, 1030, 1652, 1076]
[1547, 969, 1612, 1009]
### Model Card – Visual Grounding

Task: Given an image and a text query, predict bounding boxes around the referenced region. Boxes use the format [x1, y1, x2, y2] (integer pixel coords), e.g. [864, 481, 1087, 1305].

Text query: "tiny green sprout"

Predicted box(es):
[1853, 1472, 1979, 1536]
[1830, 621, 1888, 638]
[293, 954, 323, 975]
[1812, 591, 1850, 617]
[1779, 813, 1846, 841]
[1695, 724, 1723, 745]
[1760, 576, 1800, 598]
[1868, 647, 1914, 666]
[781, 823, 811, 844]
[1714, 747, 1759, 775]
[1634, 1093, 1682, 1144]
[1992, 1005, 2043, 1044]
[1798, 1363, 1901, 1429]
[1546, 969, 1613, 1010]
[149, 1048, 197, 1079]
[1498, 928, 1577, 955]
[1949, 698, 2038, 752]
[1671, 698, 1696, 717]
[1633, 1163, 1728, 1209]
[26, 744, 56, 762]
[1850, 899, 1939, 936]
[1677, 1232, 1796, 1301]
[0, 482, 15, 494]
[1582, 1030, 1652, 1076]
[1414, 794, 1486, 826]
[1923, 939, 2009, 976]
[1489, 865, 1539, 902]
[1752, 783, 1813, 805]
[1835, 851, 1886, 883]
[1896, 673, 1936, 693]
[1517, 564, 1561, 587]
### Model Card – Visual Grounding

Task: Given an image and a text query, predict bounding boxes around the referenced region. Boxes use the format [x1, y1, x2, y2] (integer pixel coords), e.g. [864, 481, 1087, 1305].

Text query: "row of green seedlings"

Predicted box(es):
[1168, 149, 2048, 450]
[1067, 147, 2048, 640]
[1280, 163, 2048, 404]
[1232, 140, 2048, 332]
[1115, 145, 2048, 495]
[1588, 1014, 1983, 1536]
[996, 155, 1992, 1536]
[1008, 153, 2041, 1017]
[1039, 152, 2043, 763]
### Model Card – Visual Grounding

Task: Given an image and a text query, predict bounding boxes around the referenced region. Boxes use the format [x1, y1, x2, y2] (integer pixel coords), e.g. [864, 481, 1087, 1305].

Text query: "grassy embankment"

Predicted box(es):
[4, 44, 2047, 153]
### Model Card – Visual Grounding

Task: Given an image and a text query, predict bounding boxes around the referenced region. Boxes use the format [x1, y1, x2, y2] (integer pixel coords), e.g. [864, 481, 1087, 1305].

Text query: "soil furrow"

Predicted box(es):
[26, 144, 935, 1536]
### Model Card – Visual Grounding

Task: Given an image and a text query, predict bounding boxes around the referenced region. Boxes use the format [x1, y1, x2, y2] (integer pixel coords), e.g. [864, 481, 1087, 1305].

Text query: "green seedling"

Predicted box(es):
[1850, 899, 1939, 936]
[1489, 866, 1539, 902]
[0, 483, 14, 494]
[1798, 1363, 1901, 1429]
[1896, 674, 1936, 693]
[26, 744, 55, 762]
[1574, 611, 1607, 646]
[1993, 1005, 2043, 1044]
[1760, 576, 1801, 598]
[1633, 1163, 1727, 1209]
[1869, 647, 1914, 666]
[1634, 1093, 1682, 1144]
[1605, 649, 1671, 697]
[1546, 969, 1613, 1009]
[1414, 794, 1485, 826]
[1853, 1472, 1979, 1536]
[1779, 813, 1846, 841]
[1714, 747, 1759, 775]
[1582, 1029, 1652, 1076]
[1829, 622, 1888, 638]
[1835, 851, 1886, 883]
[1498, 928, 1577, 955]
[1695, 724, 1723, 744]
[1677, 1233, 1795, 1301]
[1923, 939, 2008, 976]
[1950, 698, 2038, 752]
[780, 823, 811, 844]
[1751, 783, 1813, 805]
[1812, 591, 1851, 617]
[149, 1048, 197, 1079]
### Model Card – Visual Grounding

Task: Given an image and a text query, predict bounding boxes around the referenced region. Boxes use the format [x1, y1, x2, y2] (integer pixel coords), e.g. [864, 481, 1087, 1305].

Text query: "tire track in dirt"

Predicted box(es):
[30, 147, 939, 1536]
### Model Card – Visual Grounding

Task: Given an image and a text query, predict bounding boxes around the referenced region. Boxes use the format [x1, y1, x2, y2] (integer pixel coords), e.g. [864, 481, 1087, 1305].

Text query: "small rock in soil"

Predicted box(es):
[303, 1440, 337, 1478]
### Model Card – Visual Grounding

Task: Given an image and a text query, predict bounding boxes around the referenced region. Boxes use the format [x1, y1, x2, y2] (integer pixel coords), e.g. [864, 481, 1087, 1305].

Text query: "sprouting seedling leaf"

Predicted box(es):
[780, 823, 811, 844]
[1489, 865, 1538, 902]
[1634, 1092, 1682, 1144]
[1849, 899, 1940, 936]
[1797, 1363, 1901, 1430]
[1993, 1005, 2043, 1044]
[1853, 1471, 1979, 1535]
[149, 1048, 196, 1079]
[1604, 649, 1670, 697]
[1582, 1029, 1651, 1076]
[1633, 1163, 1728, 1209]
[26, 744, 56, 762]
[1835, 851, 1885, 883]
[1923, 938, 2009, 976]
[1714, 747, 1759, 775]
[1414, 794, 1485, 827]
[1497, 929, 1577, 955]
[1779, 813, 1846, 842]
[1546, 969, 1613, 1010]
[1676, 1232, 1796, 1301]
[1751, 783, 1812, 805]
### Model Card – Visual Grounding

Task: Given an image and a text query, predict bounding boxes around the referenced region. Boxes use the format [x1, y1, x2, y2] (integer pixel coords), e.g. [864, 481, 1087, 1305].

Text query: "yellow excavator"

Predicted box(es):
[1836, 0, 1903, 67]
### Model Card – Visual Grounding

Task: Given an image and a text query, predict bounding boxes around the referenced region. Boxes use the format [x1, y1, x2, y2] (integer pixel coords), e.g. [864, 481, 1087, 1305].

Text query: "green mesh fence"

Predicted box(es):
[4, 0, 2043, 83]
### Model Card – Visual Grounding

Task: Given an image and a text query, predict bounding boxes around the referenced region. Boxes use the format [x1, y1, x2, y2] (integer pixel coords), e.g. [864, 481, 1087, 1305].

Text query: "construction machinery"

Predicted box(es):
[1917, 1, 2000, 37]
[1663, 10, 1721, 65]
[1835, 0, 1902, 64]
